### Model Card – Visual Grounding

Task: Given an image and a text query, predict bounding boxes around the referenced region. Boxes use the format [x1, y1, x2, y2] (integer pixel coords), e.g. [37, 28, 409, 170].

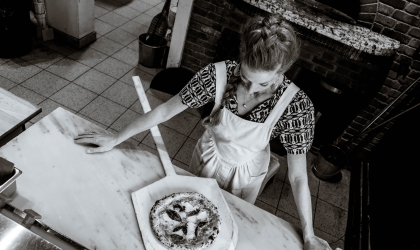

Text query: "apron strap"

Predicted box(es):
[212, 61, 227, 114]
[265, 82, 300, 127]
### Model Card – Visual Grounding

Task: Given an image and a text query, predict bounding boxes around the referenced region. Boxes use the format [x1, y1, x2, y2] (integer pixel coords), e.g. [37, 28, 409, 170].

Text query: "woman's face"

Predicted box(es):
[239, 63, 281, 93]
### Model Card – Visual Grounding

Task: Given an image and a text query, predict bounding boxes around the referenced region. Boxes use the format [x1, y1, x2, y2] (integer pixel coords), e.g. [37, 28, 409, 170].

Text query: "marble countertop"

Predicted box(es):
[243, 0, 400, 56]
[0, 87, 41, 140]
[0, 108, 304, 250]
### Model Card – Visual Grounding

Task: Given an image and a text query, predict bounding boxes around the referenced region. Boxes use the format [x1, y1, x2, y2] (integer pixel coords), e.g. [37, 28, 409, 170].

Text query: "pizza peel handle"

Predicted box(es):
[132, 76, 176, 177]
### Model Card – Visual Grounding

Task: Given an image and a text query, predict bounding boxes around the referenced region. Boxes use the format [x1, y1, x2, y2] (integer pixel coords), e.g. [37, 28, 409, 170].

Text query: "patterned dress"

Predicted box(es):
[179, 60, 315, 154]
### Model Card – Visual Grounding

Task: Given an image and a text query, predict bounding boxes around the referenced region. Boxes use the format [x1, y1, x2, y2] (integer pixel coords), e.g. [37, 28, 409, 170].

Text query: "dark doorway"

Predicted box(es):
[367, 97, 420, 249]
[291, 68, 373, 149]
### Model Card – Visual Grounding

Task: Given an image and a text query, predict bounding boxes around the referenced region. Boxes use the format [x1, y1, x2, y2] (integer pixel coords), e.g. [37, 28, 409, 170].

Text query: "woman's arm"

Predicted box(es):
[287, 153, 314, 240]
[115, 94, 188, 144]
[75, 62, 221, 153]
[74, 94, 189, 153]
[287, 153, 333, 250]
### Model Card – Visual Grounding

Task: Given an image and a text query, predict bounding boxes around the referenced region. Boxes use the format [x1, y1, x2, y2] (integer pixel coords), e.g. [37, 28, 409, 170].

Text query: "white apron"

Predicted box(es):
[189, 61, 300, 204]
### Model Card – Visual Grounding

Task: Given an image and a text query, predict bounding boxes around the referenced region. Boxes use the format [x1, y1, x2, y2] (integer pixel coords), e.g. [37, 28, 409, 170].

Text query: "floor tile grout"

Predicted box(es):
[172, 139, 191, 165]
[105, 108, 130, 131]
[312, 179, 320, 224]
[269, 198, 344, 240]
[314, 197, 348, 212]
[77, 112, 109, 128]
[275, 178, 286, 211]
[38, 56, 153, 118]
[257, 199, 276, 213]
[314, 227, 345, 241]
[21, 72, 70, 99]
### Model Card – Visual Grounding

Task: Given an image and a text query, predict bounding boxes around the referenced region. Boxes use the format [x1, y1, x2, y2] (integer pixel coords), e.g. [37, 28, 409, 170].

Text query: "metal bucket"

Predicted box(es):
[311, 144, 348, 182]
[138, 33, 167, 68]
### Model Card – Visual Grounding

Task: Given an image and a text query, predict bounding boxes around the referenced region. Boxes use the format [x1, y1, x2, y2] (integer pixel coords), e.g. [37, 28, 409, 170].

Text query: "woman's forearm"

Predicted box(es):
[115, 107, 164, 145]
[289, 177, 315, 241]
[115, 94, 189, 145]
[287, 153, 315, 242]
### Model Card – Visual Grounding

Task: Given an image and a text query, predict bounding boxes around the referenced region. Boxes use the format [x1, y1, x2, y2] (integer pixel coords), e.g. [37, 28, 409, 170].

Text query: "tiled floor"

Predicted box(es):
[0, 0, 348, 248]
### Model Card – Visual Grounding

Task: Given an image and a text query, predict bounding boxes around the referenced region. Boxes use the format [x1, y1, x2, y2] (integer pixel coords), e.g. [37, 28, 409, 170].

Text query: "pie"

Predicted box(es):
[150, 192, 221, 250]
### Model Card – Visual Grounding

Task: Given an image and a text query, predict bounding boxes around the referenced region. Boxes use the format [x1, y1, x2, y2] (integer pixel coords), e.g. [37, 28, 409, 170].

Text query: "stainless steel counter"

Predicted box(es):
[0, 213, 61, 250]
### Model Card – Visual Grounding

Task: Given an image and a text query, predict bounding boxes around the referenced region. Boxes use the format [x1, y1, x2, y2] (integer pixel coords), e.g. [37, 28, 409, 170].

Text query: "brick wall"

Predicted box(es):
[181, 0, 238, 73]
[288, 39, 394, 149]
[339, 0, 420, 158]
[180, 0, 420, 159]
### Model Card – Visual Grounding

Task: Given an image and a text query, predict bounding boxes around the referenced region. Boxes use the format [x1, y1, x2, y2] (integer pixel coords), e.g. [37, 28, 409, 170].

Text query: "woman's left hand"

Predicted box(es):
[74, 130, 117, 154]
[304, 235, 336, 250]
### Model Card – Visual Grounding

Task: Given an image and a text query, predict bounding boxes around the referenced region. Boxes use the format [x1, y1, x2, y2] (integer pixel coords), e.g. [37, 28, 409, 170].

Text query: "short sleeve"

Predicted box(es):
[179, 63, 216, 108]
[272, 90, 315, 154]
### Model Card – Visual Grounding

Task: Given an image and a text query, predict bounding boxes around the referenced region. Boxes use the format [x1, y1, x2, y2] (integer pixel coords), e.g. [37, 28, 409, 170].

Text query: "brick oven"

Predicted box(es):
[178, 0, 420, 160]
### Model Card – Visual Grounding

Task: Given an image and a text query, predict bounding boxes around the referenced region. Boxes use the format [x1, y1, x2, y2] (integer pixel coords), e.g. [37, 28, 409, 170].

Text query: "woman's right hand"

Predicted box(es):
[73, 131, 118, 154]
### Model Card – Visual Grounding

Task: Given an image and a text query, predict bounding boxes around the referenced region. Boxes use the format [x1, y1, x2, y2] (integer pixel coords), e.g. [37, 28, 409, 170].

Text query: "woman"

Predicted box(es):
[75, 13, 336, 250]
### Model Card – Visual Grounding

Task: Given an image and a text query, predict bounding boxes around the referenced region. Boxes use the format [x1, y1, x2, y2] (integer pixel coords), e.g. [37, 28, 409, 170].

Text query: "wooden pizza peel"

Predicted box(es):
[131, 76, 238, 250]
